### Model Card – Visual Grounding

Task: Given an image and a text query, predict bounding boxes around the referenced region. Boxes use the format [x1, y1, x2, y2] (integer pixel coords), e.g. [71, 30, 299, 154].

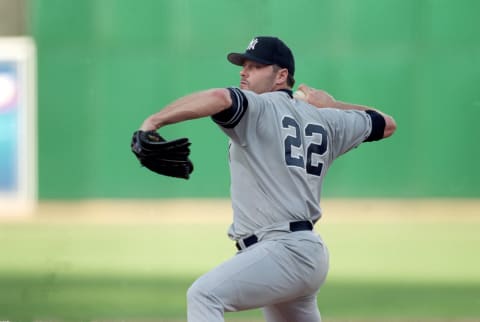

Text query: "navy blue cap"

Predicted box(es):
[227, 36, 295, 77]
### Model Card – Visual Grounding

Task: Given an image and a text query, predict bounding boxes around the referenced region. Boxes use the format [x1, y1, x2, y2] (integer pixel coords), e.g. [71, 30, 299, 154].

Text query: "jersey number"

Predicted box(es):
[282, 116, 327, 176]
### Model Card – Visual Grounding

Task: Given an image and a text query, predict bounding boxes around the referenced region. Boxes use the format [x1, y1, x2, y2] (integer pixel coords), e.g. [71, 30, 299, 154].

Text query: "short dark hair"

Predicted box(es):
[287, 74, 295, 87]
[273, 65, 295, 88]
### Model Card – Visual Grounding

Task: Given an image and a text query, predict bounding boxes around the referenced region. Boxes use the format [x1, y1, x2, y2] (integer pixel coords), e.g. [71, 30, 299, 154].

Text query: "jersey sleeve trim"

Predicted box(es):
[211, 87, 248, 129]
[364, 110, 386, 142]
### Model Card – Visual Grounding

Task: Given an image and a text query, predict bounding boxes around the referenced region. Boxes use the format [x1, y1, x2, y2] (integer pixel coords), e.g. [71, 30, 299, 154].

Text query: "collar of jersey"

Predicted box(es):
[277, 88, 293, 98]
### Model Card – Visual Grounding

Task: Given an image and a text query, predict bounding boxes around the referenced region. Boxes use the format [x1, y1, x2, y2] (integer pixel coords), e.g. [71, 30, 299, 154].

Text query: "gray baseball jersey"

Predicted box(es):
[187, 87, 373, 322]
[213, 88, 372, 240]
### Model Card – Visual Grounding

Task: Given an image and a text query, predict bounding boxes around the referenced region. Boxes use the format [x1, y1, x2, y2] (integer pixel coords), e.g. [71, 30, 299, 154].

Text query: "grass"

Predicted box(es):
[2, 274, 480, 321]
[0, 199, 479, 321]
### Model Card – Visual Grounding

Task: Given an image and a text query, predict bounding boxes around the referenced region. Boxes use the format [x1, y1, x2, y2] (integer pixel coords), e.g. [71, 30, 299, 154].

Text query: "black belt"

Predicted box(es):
[235, 221, 313, 250]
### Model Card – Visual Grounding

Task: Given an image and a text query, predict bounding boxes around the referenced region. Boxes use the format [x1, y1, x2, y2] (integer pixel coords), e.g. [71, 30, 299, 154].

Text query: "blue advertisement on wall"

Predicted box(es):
[0, 62, 19, 192]
[0, 37, 36, 214]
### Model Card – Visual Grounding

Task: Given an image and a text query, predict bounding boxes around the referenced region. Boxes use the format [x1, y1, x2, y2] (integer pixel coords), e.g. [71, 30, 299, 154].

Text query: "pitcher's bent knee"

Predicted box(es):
[187, 280, 225, 321]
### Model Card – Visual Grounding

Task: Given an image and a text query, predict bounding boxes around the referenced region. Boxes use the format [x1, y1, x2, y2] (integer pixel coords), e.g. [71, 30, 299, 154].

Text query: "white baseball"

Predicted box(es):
[293, 90, 306, 100]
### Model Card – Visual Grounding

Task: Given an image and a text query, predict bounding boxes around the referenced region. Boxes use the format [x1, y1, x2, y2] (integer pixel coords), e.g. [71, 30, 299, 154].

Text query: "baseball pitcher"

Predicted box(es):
[133, 36, 396, 322]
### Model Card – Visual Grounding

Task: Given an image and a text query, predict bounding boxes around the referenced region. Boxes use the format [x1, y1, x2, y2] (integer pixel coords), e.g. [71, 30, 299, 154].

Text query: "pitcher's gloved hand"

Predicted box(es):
[131, 130, 194, 179]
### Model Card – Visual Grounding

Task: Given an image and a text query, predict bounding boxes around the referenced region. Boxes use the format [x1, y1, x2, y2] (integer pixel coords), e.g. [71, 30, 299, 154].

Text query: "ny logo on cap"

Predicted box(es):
[246, 38, 259, 51]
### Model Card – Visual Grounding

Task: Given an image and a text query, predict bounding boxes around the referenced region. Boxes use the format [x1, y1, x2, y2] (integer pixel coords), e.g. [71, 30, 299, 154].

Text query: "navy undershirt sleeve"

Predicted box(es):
[211, 88, 248, 129]
[364, 110, 386, 142]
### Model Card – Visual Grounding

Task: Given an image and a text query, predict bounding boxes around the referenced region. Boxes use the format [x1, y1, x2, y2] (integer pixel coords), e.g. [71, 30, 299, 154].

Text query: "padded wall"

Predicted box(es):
[28, 0, 480, 198]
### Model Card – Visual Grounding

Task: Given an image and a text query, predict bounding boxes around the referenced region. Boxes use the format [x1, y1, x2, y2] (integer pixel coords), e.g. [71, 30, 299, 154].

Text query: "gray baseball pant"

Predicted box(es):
[187, 231, 329, 322]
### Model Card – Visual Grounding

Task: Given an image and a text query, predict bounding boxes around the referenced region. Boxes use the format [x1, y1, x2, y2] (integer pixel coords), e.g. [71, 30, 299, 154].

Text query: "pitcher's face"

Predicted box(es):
[239, 60, 278, 94]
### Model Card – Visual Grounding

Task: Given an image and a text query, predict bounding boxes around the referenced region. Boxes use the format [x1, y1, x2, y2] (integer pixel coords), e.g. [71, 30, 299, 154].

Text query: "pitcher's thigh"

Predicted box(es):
[188, 241, 315, 312]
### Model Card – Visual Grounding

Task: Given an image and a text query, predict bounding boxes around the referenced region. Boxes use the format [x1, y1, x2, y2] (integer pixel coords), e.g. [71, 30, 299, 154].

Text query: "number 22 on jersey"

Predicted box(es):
[282, 116, 328, 176]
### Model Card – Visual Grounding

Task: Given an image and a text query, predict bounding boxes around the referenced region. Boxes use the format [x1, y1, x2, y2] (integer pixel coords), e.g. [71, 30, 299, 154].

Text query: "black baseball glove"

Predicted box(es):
[131, 130, 194, 179]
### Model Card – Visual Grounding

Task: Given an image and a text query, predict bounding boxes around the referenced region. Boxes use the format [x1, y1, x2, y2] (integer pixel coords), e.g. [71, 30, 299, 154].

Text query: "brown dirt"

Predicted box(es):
[1, 198, 479, 224]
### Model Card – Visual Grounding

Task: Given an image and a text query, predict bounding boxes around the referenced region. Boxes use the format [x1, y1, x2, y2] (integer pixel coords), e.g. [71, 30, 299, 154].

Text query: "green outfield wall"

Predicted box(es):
[28, 0, 480, 198]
